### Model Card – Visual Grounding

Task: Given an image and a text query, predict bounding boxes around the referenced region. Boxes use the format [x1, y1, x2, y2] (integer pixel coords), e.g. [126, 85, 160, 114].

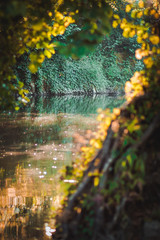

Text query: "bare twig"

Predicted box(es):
[108, 197, 127, 231]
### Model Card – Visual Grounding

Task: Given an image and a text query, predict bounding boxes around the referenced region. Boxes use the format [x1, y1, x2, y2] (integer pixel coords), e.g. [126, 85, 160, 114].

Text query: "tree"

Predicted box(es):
[52, 1, 160, 240]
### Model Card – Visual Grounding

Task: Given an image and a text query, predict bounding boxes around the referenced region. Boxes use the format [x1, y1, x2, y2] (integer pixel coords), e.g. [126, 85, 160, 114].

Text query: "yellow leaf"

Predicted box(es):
[48, 12, 52, 17]
[137, 29, 144, 36]
[105, 117, 111, 127]
[157, 48, 160, 54]
[55, 11, 64, 21]
[94, 177, 99, 187]
[144, 9, 149, 15]
[138, 1, 144, 8]
[137, 11, 143, 18]
[114, 14, 120, 19]
[113, 108, 120, 116]
[131, 9, 137, 18]
[44, 49, 52, 58]
[120, 22, 126, 29]
[58, 25, 66, 35]
[122, 161, 126, 167]
[137, 37, 143, 43]
[19, 81, 24, 88]
[135, 49, 142, 60]
[32, 22, 43, 31]
[143, 57, 153, 68]
[95, 140, 102, 149]
[50, 48, 55, 54]
[129, 30, 136, 38]
[154, 13, 159, 19]
[29, 63, 38, 73]
[37, 54, 45, 63]
[123, 31, 129, 38]
[81, 146, 89, 152]
[149, 35, 159, 45]
[150, 9, 156, 15]
[90, 139, 102, 149]
[112, 20, 118, 28]
[23, 89, 29, 94]
[126, 5, 132, 13]
[15, 106, 20, 111]
[142, 32, 148, 39]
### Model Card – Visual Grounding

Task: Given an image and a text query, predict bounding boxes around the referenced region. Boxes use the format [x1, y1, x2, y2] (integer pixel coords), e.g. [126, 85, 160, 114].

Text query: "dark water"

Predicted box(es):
[0, 95, 124, 239]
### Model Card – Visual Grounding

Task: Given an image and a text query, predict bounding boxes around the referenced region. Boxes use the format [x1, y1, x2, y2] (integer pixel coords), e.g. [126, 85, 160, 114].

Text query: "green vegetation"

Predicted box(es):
[1, 0, 160, 239]
[52, 1, 160, 240]
[0, 0, 112, 110]
[1, 0, 142, 106]
[14, 24, 142, 96]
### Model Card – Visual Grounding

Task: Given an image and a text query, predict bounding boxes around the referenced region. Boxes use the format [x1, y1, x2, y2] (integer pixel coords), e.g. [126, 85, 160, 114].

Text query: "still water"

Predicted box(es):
[0, 95, 124, 240]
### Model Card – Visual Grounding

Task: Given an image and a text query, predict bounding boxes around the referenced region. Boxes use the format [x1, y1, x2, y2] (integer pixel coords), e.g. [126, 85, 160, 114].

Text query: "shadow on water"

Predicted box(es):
[0, 95, 125, 239]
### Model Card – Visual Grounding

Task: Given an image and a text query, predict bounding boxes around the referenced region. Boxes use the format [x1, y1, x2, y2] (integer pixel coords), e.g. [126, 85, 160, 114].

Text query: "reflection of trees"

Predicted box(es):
[0, 112, 98, 154]
[0, 114, 63, 149]
[0, 110, 99, 238]
[25, 95, 125, 114]
[0, 166, 60, 238]
[0, 112, 98, 184]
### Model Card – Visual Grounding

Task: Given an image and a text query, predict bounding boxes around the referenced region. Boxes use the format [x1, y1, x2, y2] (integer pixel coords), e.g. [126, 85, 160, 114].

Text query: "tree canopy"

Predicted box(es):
[0, 0, 112, 110]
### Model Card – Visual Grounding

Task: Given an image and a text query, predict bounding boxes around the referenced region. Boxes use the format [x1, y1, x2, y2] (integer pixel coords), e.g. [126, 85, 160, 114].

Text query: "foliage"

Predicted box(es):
[71, 0, 160, 189]
[0, 0, 112, 110]
[53, 1, 160, 239]
[15, 51, 121, 96]
[5, 0, 144, 102]
[15, 23, 142, 96]
[1, 0, 160, 238]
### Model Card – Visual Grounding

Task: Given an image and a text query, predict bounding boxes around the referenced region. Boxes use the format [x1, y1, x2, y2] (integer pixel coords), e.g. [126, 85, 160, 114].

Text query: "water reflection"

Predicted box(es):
[0, 95, 124, 239]
[22, 94, 125, 114]
[0, 113, 97, 239]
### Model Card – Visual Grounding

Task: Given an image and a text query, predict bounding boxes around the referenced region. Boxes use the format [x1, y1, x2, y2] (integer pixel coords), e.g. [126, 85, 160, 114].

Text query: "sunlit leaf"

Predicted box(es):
[149, 35, 159, 45]
[94, 177, 99, 187]
[44, 49, 52, 58]
[29, 63, 38, 73]
[126, 5, 132, 13]
[15, 106, 20, 111]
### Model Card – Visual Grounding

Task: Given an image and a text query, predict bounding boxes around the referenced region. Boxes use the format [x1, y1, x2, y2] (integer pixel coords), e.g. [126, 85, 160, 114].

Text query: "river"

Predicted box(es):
[0, 95, 124, 240]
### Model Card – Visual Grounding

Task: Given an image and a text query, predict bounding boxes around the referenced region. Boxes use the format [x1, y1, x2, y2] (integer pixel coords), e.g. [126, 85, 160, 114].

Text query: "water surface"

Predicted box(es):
[0, 95, 124, 239]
